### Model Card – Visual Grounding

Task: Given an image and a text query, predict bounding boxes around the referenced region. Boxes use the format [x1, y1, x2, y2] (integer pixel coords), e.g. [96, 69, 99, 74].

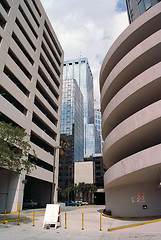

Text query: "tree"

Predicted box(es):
[59, 135, 69, 156]
[0, 121, 37, 174]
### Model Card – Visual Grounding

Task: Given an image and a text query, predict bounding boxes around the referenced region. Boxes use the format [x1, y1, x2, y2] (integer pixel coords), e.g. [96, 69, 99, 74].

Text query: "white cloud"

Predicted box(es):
[40, 0, 129, 104]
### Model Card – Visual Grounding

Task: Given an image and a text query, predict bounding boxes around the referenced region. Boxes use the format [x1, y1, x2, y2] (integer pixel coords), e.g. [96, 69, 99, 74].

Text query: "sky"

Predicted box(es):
[40, 0, 129, 105]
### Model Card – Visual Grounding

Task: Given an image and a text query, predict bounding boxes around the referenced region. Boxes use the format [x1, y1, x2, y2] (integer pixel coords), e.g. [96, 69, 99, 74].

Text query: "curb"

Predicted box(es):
[102, 213, 161, 220]
[0, 217, 30, 224]
[107, 218, 161, 232]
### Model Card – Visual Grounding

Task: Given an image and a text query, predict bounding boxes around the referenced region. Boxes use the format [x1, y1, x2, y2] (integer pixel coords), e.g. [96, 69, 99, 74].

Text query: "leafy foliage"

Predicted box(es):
[0, 121, 37, 174]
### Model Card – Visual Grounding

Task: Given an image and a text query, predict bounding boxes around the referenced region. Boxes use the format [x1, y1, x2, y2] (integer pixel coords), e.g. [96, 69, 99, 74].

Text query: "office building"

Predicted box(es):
[126, 0, 161, 23]
[63, 58, 101, 157]
[59, 79, 84, 189]
[63, 58, 94, 125]
[0, 0, 63, 212]
[94, 108, 103, 152]
[100, 2, 161, 217]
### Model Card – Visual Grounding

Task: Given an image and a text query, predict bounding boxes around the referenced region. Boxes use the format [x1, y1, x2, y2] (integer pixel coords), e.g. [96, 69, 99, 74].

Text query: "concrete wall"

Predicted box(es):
[100, 3, 161, 217]
[74, 161, 94, 184]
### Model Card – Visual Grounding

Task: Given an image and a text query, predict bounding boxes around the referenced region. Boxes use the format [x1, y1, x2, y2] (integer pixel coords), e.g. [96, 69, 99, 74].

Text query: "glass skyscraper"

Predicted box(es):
[60, 79, 84, 162]
[59, 79, 84, 190]
[126, 0, 161, 23]
[94, 108, 104, 152]
[63, 58, 101, 157]
[63, 58, 94, 125]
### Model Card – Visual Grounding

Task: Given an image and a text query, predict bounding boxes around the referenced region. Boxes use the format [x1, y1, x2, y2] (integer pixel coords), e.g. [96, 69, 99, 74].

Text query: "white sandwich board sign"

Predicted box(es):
[43, 204, 61, 229]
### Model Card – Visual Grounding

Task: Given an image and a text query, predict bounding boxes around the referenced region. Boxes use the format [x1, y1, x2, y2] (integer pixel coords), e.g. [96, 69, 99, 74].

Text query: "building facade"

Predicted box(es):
[59, 79, 84, 189]
[126, 0, 161, 23]
[100, 2, 161, 217]
[0, 0, 63, 211]
[94, 108, 103, 152]
[63, 58, 94, 125]
[63, 58, 101, 157]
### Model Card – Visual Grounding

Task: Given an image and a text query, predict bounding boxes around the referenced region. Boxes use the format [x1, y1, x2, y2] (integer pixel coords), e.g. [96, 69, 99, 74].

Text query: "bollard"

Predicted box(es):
[3, 209, 6, 224]
[65, 212, 67, 229]
[18, 209, 20, 225]
[100, 213, 102, 231]
[82, 213, 84, 230]
[33, 211, 35, 226]
[18, 202, 20, 212]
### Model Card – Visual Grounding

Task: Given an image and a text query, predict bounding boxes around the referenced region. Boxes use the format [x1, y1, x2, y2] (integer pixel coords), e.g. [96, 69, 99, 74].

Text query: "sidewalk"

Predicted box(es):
[0, 205, 161, 240]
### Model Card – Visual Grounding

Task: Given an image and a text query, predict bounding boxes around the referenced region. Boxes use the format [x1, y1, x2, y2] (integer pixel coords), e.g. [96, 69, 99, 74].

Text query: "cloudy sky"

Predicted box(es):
[40, 0, 129, 105]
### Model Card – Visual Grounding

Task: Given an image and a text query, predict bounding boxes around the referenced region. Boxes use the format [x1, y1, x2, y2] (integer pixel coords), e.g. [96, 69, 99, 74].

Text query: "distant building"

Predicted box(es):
[94, 108, 103, 152]
[126, 0, 161, 23]
[0, 0, 63, 212]
[63, 58, 101, 157]
[59, 79, 84, 189]
[74, 154, 106, 204]
[74, 161, 94, 185]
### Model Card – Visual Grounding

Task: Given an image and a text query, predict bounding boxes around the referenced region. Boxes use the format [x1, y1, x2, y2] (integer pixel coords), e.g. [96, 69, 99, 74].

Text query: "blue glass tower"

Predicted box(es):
[59, 79, 84, 190]
[63, 58, 101, 158]
[60, 79, 84, 162]
[63, 58, 94, 125]
[94, 108, 104, 153]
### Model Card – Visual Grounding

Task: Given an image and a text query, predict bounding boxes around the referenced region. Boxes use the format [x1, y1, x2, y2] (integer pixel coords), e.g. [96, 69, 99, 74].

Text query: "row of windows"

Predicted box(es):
[32, 112, 57, 140]
[30, 131, 54, 155]
[127, 0, 160, 22]
[0, 13, 6, 29]
[1, 0, 62, 66]
[36, 80, 58, 113]
[24, 0, 40, 28]
[31, 0, 42, 17]
[38, 66, 59, 100]
[19, 4, 38, 39]
[1, 0, 10, 13]
[0, 86, 27, 115]
[8, 48, 32, 80]
[64, 60, 86, 66]
[34, 96, 57, 126]
[3, 66, 30, 97]
[15, 17, 36, 51]
[29, 154, 53, 172]
[41, 41, 60, 77]
[40, 53, 60, 88]
[12, 31, 34, 65]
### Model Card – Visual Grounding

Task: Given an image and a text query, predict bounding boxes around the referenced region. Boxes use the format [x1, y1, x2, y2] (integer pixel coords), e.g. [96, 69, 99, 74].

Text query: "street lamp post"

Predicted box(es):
[51, 146, 61, 204]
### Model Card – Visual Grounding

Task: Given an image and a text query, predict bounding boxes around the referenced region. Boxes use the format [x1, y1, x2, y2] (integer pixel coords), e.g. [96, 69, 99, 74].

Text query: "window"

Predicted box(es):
[8, 48, 32, 80]
[18, 5, 38, 39]
[138, 1, 145, 14]
[41, 41, 60, 77]
[38, 66, 59, 100]
[144, 0, 152, 10]
[0, 13, 6, 29]
[12, 32, 34, 65]
[15, 18, 36, 51]
[43, 31, 61, 66]
[1, 0, 10, 13]
[44, 21, 62, 57]
[3, 66, 30, 97]
[0, 86, 27, 115]
[31, 0, 41, 17]
[39, 53, 60, 88]
[24, 0, 40, 27]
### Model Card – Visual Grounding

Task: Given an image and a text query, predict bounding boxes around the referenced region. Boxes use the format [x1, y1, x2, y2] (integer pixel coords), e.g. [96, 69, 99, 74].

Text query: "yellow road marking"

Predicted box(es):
[108, 218, 161, 231]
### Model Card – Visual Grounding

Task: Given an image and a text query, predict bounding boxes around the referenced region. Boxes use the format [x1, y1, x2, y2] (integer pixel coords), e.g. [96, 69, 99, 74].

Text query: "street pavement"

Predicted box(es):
[1, 205, 161, 240]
